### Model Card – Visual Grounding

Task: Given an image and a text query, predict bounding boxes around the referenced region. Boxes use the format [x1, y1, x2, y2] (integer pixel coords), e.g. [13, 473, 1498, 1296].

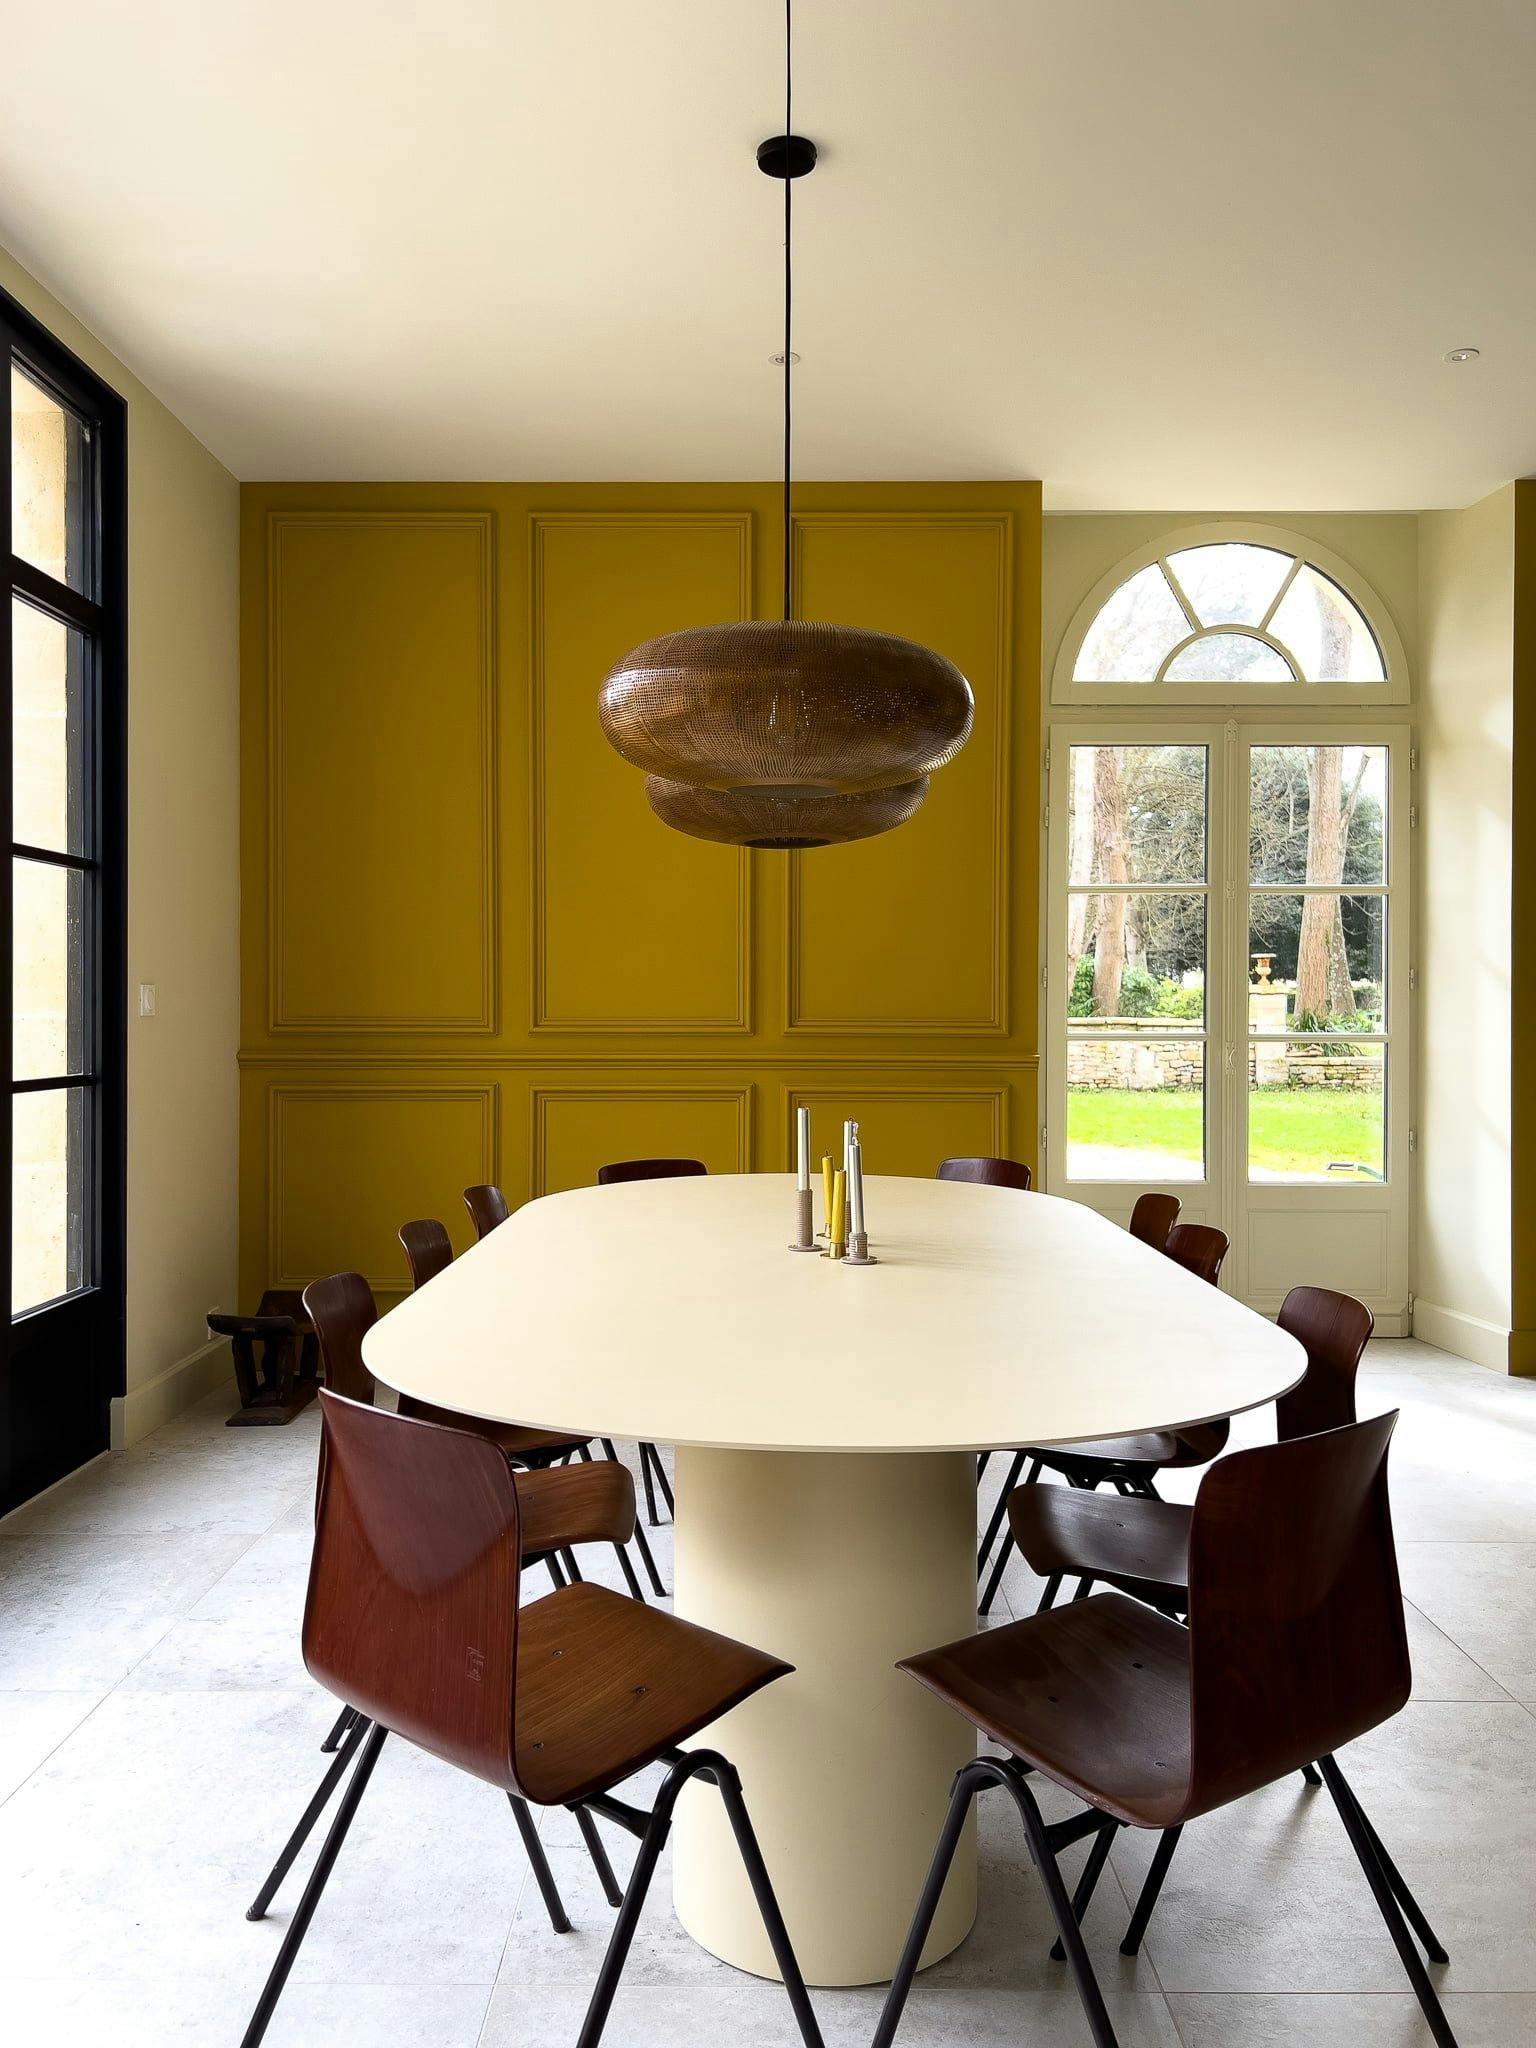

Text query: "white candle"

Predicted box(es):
[849, 1138, 866, 1236]
[796, 1106, 811, 1192]
[843, 1118, 856, 1182]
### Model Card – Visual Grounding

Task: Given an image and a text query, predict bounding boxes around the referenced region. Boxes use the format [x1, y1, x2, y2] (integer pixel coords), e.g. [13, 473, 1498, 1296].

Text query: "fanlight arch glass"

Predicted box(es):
[1073, 542, 1386, 686]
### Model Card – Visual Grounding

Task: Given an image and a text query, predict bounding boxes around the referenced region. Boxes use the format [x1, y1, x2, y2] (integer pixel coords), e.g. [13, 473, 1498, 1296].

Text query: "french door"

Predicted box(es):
[1045, 723, 1410, 1326]
[1, 292, 126, 1512]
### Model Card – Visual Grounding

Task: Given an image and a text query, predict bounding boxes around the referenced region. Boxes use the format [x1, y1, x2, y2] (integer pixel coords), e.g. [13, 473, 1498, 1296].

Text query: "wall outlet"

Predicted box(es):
[138, 983, 157, 1017]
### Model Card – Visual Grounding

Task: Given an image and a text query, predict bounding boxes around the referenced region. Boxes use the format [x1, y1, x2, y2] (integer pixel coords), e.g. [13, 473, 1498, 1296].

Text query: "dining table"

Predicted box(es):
[363, 1171, 1304, 1987]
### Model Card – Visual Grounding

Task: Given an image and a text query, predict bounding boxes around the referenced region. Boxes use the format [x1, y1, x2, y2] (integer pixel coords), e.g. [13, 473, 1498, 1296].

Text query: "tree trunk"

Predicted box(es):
[1065, 746, 1096, 990]
[1294, 745, 1354, 1023]
[1092, 747, 1130, 1017]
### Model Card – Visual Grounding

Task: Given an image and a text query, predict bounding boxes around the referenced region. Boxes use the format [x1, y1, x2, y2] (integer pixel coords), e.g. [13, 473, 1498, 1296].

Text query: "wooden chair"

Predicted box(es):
[976, 1224, 1232, 1613]
[456, 1196, 670, 1596]
[463, 1182, 510, 1240]
[875, 1413, 1457, 2048]
[250, 1270, 641, 1934]
[398, 1215, 453, 1288]
[238, 1393, 825, 2048]
[1127, 1191, 1179, 1251]
[594, 1157, 710, 1527]
[936, 1155, 1033, 1191]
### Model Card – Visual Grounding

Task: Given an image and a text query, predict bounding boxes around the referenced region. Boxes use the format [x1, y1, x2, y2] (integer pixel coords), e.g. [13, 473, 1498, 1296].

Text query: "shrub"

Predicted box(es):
[1155, 977, 1204, 1020]
[1068, 955, 1096, 1017]
[1118, 965, 1159, 1018]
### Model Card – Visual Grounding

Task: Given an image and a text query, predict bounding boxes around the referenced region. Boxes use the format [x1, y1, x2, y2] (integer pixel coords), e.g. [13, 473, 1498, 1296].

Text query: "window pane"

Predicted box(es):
[14, 858, 87, 1079]
[13, 1085, 89, 1312]
[1164, 633, 1295, 683]
[1250, 745, 1387, 885]
[1068, 1042, 1205, 1182]
[1069, 890, 1205, 1030]
[1249, 1042, 1384, 1182]
[1073, 563, 1190, 682]
[1166, 543, 1293, 626]
[12, 597, 87, 855]
[1269, 565, 1385, 681]
[1067, 744, 1206, 885]
[10, 364, 90, 593]
[1248, 894, 1384, 1031]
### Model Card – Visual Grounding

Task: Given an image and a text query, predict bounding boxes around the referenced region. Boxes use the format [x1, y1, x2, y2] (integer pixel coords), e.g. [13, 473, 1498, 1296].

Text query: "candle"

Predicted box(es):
[796, 1106, 811, 1192]
[849, 1137, 865, 1236]
[822, 1155, 835, 1235]
[843, 1118, 856, 1182]
[830, 1168, 847, 1254]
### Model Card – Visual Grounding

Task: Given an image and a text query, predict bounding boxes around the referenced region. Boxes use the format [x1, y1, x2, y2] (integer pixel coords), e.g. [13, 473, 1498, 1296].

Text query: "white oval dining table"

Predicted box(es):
[363, 1172, 1304, 1988]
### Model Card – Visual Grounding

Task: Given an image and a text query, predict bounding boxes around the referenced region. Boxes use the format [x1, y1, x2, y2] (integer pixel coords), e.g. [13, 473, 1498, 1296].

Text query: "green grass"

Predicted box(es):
[1067, 1086, 1384, 1179]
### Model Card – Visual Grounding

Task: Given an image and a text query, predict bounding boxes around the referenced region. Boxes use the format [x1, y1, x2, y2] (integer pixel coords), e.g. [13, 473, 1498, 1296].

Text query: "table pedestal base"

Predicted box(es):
[672, 1446, 978, 1987]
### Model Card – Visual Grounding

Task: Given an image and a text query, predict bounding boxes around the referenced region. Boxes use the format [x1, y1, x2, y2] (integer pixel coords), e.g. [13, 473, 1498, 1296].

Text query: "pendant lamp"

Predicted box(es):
[597, 2, 973, 848]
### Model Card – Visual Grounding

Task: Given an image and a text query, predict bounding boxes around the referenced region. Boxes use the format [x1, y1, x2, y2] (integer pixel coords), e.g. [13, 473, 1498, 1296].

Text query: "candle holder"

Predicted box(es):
[788, 1187, 818, 1251]
[844, 1230, 878, 1266]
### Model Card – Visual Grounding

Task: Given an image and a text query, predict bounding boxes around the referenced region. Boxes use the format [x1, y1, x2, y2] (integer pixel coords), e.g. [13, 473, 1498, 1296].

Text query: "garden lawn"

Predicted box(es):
[1066, 1085, 1384, 1179]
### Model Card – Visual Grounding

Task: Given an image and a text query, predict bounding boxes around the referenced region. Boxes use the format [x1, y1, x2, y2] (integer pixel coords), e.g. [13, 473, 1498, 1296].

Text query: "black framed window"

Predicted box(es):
[2, 291, 126, 1511]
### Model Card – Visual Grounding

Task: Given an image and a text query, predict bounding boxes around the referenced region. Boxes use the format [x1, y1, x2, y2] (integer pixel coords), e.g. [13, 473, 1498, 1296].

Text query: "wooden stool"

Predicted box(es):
[208, 1291, 319, 1426]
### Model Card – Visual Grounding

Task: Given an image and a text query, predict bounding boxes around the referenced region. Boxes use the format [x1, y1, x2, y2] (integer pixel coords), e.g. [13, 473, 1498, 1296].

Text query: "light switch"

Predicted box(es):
[138, 983, 157, 1017]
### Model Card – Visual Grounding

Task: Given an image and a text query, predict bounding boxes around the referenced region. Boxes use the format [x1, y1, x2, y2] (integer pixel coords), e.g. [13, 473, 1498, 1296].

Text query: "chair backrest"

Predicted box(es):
[596, 1158, 708, 1185]
[1275, 1285, 1371, 1441]
[1186, 1412, 1408, 1813]
[303, 1391, 522, 1793]
[935, 1155, 1033, 1191]
[301, 1272, 379, 1405]
[399, 1218, 454, 1291]
[463, 1183, 510, 1240]
[1164, 1222, 1229, 1286]
[1128, 1191, 1180, 1251]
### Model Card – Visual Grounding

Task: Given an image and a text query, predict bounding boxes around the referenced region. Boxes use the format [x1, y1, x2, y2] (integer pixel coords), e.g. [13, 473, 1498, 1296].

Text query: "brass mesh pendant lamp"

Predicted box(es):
[597, 1, 973, 848]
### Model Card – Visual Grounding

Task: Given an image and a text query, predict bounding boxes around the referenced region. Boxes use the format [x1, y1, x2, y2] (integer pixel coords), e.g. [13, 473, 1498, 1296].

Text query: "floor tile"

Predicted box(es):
[1397, 1546, 1536, 1698]
[0, 1973, 496, 2046]
[0, 1689, 106, 1802]
[1167, 1991, 1536, 2046]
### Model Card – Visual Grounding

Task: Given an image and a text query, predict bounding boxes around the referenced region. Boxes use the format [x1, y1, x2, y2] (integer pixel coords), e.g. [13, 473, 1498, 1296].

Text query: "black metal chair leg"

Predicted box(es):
[613, 1541, 646, 1603]
[602, 1439, 668, 1596]
[1317, 1755, 1459, 2048]
[1119, 1823, 1182, 1955]
[713, 1760, 825, 2048]
[1049, 1818, 1119, 1960]
[871, 1768, 980, 2048]
[644, 1441, 675, 1520]
[1072, 1576, 1095, 1602]
[1006, 1772, 1121, 2048]
[976, 1449, 991, 1483]
[560, 1547, 584, 1583]
[319, 1702, 354, 1754]
[639, 1442, 659, 1525]
[248, 1712, 370, 1920]
[572, 1804, 625, 1908]
[977, 1449, 1025, 1574]
[1325, 1757, 1450, 1964]
[546, 1552, 567, 1589]
[239, 1723, 388, 2048]
[1301, 1762, 1322, 1786]
[979, 1529, 1014, 1616]
[1036, 1572, 1063, 1614]
[507, 1793, 572, 1934]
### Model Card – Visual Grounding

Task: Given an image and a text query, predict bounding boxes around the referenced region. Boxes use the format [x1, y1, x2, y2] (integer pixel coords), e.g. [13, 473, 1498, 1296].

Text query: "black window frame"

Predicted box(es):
[2, 285, 127, 1511]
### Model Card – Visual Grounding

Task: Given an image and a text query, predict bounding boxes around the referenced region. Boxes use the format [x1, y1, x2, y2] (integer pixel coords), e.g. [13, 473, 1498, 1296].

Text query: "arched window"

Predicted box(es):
[1054, 526, 1407, 705]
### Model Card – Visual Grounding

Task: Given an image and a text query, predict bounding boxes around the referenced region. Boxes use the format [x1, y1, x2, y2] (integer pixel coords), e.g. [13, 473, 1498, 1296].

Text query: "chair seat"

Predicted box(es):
[1010, 1485, 1192, 1605]
[1031, 1418, 1227, 1480]
[515, 1461, 636, 1559]
[514, 1582, 790, 1807]
[396, 1393, 588, 1463]
[900, 1593, 1193, 1829]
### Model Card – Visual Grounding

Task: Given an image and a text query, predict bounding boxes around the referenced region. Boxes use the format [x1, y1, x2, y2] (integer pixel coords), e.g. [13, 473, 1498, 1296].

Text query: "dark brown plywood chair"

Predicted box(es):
[238, 1394, 825, 2048]
[463, 1182, 511, 1240]
[876, 1413, 1457, 2048]
[1127, 1191, 1179, 1252]
[936, 1155, 1033, 1191]
[398, 1215, 453, 1289]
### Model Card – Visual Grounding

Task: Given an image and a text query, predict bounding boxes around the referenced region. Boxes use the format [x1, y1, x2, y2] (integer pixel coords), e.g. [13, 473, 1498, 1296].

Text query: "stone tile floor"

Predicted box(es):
[0, 1338, 1532, 2045]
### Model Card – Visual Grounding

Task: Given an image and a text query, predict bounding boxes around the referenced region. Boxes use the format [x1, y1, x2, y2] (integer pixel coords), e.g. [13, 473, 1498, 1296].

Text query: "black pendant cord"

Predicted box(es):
[782, 0, 793, 622]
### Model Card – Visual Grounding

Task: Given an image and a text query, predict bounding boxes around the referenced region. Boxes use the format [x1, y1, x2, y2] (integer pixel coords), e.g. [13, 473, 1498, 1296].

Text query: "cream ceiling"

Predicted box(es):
[2, 1, 1533, 506]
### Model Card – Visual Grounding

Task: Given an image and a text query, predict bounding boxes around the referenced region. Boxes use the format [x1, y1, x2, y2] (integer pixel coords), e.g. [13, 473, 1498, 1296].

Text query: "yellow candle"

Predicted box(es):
[821, 1155, 835, 1235]
[830, 1167, 847, 1255]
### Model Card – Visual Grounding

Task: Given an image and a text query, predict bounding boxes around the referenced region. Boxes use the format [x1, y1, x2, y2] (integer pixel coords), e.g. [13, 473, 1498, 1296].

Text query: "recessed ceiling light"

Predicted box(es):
[1444, 347, 1481, 364]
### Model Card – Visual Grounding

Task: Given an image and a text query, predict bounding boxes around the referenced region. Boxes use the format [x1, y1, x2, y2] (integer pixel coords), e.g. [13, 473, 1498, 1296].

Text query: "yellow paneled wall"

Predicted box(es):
[240, 482, 1041, 1302]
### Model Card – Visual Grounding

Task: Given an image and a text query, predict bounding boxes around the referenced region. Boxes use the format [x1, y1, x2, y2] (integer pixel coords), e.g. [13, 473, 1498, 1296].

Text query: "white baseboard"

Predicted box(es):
[1410, 1298, 1510, 1372]
[110, 1336, 230, 1448]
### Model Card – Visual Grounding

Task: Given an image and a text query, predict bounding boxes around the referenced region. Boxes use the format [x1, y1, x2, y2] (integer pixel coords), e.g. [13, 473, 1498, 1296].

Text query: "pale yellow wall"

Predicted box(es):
[1, 244, 241, 1438]
[1414, 488, 1516, 1366]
